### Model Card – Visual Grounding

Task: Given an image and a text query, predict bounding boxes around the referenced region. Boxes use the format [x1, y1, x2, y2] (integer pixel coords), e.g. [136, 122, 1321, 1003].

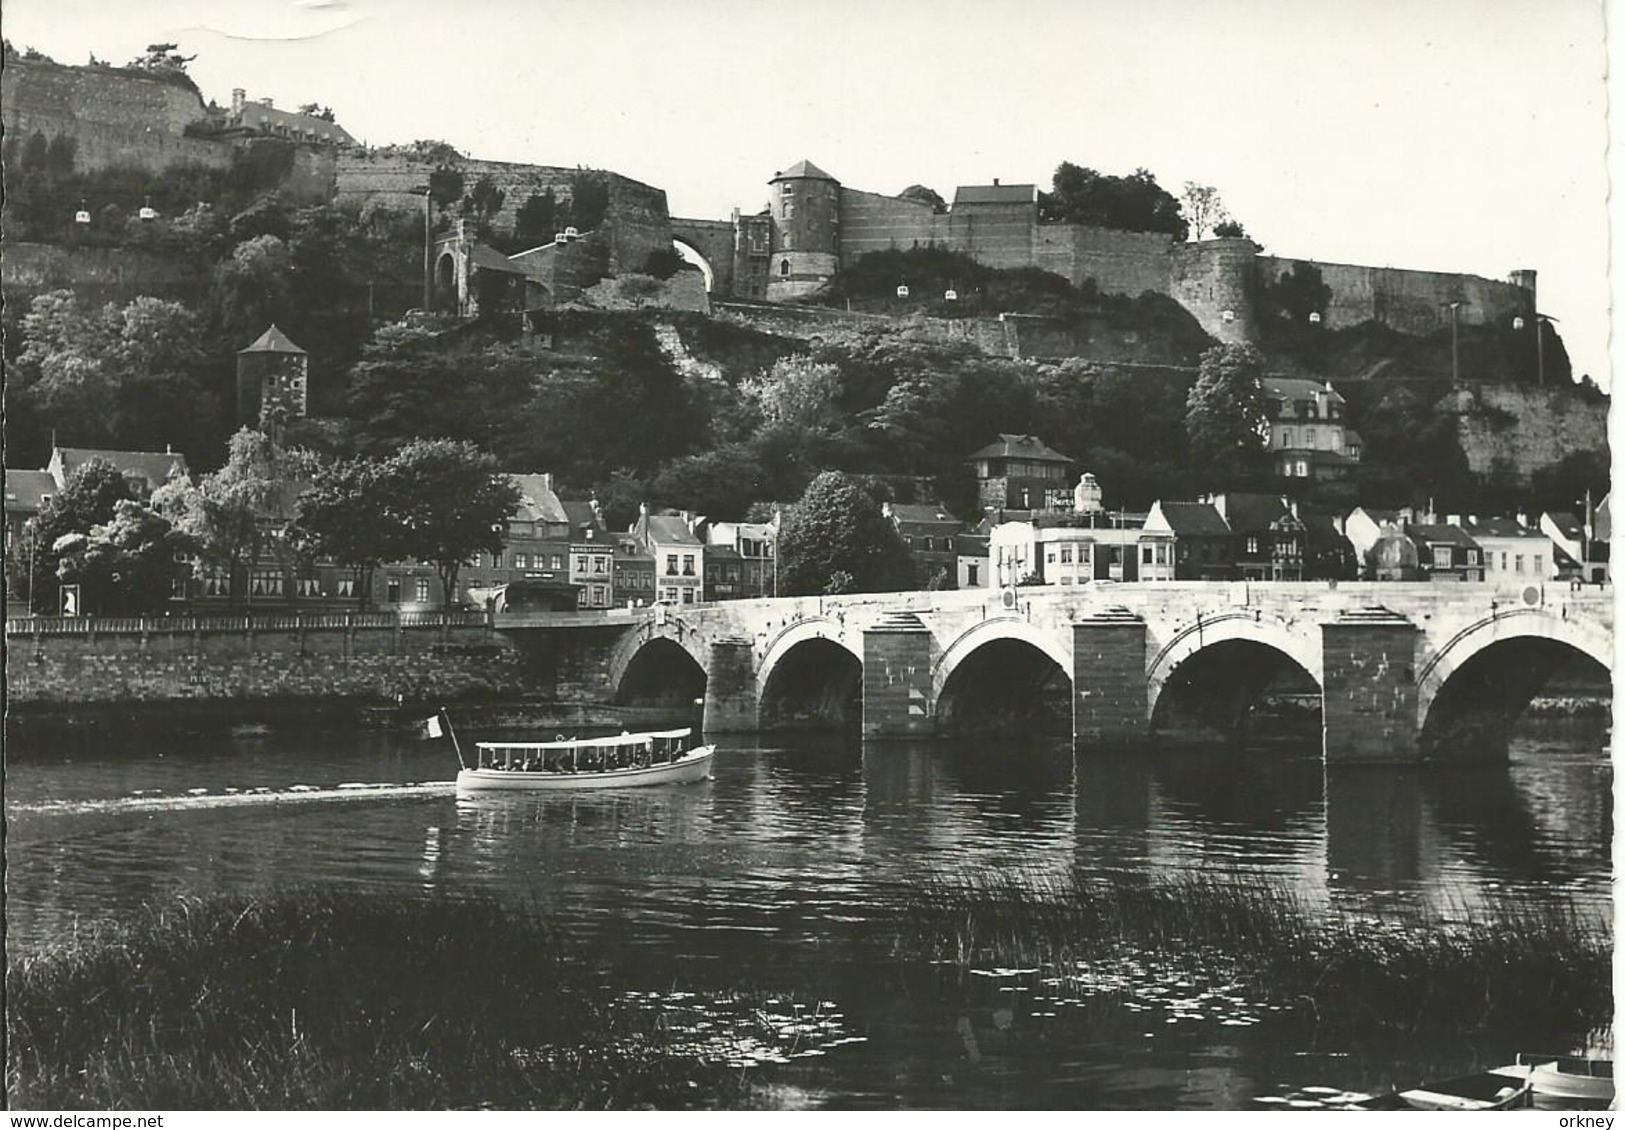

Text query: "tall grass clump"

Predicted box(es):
[7, 892, 752, 1110]
[896, 870, 1611, 1038]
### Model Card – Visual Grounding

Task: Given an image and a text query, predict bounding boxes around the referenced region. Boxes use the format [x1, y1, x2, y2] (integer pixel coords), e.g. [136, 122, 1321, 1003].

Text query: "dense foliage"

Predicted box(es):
[776, 471, 914, 595]
[1185, 344, 1269, 473]
[1039, 163, 1188, 239]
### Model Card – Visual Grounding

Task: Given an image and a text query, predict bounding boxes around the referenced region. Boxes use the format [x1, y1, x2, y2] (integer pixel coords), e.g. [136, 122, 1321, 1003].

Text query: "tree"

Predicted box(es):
[1266, 262, 1332, 324]
[296, 103, 336, 122]
[1039, 163, 1188, 239]
[596, 273, 664, 308]
[428, 165, 465, 211]
[1186, 344, 1269, 472]
[129, 43, 194, 73]
[740, 355, 844, 433]
[462, 174, 505, 225]
[14, 292, 220, 455]
[897, 184, 947, 213]
[776, 471, 913, 596]
[212, 235, 293, 347]
[153, 428, 290, 605]
[379, 440, 519, 607]
[288, 455, 399, 606]
[55, 499, 186, 614]
[1212, 219, 1249, 239]
[514, 191, 558, 246]
[1180, 182, 1229, 240]
[11, 459, 133, 614]
[567, 171, 610, 232]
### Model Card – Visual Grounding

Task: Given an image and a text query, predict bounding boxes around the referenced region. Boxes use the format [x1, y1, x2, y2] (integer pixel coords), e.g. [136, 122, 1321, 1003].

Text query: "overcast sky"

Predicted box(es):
[5, 0, 1614, 387]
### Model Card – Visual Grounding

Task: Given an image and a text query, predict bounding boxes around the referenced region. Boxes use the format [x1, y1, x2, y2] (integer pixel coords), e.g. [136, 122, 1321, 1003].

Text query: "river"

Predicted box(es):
[4, 721, 1612, 1109]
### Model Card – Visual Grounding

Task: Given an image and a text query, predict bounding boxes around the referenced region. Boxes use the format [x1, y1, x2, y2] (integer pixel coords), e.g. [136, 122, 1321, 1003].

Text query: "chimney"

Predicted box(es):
[1446, 514, 1461, 527]
[232, 88, 246, 116]
[882, 501, 894, 519]
[992, 178, 1000, 186]
[540, 472, 553, 492]
[260, 97, 274, 108]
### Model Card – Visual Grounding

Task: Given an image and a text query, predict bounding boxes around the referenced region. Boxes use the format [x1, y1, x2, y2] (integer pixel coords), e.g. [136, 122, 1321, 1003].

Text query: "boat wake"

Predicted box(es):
[10, 781, 457, 817]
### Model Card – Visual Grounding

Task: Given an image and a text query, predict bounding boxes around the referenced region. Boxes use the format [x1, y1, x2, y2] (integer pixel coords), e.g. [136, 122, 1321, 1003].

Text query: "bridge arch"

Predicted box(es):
[671, 237, 715, 292]
[757, 620, 862, 730]
[934, 617, 1073, 735]
[1417, 609, 1612, 755]
[1146, 612, 1322, 721]
[1146, 613, 1322, 746]
[609, 626, 711, 707]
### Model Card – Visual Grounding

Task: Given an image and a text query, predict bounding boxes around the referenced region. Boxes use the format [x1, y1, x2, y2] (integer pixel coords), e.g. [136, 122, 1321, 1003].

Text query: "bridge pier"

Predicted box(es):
[703, 636, 758, 733]
[1320, 609, 1420, 764]
[862, 613, 934, 738]
[1072, 612, 1149, 750]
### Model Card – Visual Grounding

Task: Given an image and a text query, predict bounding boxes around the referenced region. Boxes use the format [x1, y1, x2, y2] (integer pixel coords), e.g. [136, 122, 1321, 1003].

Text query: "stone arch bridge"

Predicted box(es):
[496, 582, 1613, 763]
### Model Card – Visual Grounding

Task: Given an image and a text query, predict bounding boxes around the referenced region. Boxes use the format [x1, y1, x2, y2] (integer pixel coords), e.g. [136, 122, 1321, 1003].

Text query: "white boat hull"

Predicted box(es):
[456, 746, 715, 792]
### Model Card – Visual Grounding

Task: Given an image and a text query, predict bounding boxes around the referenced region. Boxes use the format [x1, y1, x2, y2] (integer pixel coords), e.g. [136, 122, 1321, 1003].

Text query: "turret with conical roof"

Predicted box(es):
[766, 158, 841, 300]
[236, 324, 309, 430]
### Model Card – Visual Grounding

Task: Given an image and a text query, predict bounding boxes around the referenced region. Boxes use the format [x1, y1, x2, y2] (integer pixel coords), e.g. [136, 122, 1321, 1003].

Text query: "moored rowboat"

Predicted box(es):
[1348, 1072, 1531, 1110]
[1492, 1054, 1614, 1104]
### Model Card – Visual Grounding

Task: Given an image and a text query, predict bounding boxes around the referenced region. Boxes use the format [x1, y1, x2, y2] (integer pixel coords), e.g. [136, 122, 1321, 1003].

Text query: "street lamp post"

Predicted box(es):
[1446, 301, 1461, 383]
[411, 184, 433, 312]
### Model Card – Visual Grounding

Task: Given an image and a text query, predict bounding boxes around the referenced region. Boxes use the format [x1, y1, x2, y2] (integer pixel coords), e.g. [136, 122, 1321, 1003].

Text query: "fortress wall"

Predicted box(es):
[946, 201, 1036, 271]
[1170, 239, 1258, 343]
[335, 153, 671, 274]
[1, 242, 212, 301]
[1035, 224, 1174, 295]
[838, 188, 941, 263]
[1447, 384, 1609, 484]
[1257, 256, 1535, 335]
[1, 58, 232, 174]
[670, 217, 736, 293]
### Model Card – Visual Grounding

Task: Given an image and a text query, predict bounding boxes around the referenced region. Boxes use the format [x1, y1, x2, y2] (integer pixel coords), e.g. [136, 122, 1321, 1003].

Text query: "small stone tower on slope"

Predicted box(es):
[236, 324, 308, 431]
[766, 159, 841, 301]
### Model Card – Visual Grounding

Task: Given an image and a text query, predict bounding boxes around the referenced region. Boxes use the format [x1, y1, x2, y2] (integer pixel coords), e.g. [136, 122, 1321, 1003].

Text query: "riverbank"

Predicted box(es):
[893, 872, 1613, 1040]
[6, 893, 758, 1110]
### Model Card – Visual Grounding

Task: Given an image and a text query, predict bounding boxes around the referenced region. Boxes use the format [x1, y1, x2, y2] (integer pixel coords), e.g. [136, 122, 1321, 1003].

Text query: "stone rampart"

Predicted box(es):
[4, 618, 547, 708]
[838, 188, 941, 262]
[1, 242, 212, 301]
[1257, 255, 1534, 335]
[1034, 224, 1174, 296]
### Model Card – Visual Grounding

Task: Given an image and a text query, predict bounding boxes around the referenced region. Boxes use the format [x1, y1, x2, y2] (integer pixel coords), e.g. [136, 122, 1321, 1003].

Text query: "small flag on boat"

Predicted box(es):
[424, 714, 445, 740]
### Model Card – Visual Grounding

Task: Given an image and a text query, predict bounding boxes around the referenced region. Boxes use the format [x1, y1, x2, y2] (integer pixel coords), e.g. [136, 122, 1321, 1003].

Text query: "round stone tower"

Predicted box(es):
[766, 159, 841, 301]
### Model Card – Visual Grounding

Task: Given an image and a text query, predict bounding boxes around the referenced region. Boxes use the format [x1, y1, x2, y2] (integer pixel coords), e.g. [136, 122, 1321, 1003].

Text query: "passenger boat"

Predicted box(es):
[1349, 1072, 1532, 1110]
[427, 711, 714, 792]
[1491, 1054, 1614, 1104]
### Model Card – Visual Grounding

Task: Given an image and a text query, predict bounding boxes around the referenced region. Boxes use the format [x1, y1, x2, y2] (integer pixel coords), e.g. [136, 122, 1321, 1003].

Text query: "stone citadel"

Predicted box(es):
[2, 54, 1539, 346]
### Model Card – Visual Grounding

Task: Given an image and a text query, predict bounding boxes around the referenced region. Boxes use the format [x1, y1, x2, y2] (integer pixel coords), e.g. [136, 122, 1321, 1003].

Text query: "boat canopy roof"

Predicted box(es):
[476, 728, 691, 751]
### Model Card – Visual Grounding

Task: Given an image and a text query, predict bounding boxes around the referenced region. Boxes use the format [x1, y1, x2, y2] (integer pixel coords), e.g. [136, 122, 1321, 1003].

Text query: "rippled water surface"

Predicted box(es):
[5, 722, 1611, 1109]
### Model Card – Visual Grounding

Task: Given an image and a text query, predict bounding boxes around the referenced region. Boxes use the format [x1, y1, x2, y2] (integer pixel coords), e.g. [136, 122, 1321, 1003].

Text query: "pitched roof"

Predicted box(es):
[771, 159, 837, 183]
[509, 474, 567, 524]
[888, 503, 961, 525]
[1406, 523, 1482, 550]
[706, 545, 743, 562]
[1544, 511, 1584, 539]
[560, 499, 605, 535]
[1263, 376, 1344, 403]
[957, 533, 990, 554]
[4, 469, 58, 512]
[1212, 493, 1294, 533]
[644, 514, 702, 546]
[471, 244, 530, 275]
[966, 434, 1072, 464]
[1462, 516, 1542, 538]
[53, 447, 189, 487]
[1153, 501, 1231, 535]
[238, 324, 307, 354]
[953, 183, 1037, 206]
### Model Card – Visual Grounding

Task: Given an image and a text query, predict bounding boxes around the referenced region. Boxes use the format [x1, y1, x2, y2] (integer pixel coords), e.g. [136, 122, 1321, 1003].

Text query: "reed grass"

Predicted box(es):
[6, 892, 753, 1110]
[895, 870, 1612, 1037]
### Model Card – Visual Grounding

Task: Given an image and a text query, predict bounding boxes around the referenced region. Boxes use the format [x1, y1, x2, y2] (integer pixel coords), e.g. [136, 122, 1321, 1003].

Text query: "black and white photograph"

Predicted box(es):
[1, 0, 1615, 1115]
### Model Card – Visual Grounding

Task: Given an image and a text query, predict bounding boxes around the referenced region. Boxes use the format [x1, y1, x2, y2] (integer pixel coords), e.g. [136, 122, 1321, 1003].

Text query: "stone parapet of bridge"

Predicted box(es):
[506, 581, 1610, 764]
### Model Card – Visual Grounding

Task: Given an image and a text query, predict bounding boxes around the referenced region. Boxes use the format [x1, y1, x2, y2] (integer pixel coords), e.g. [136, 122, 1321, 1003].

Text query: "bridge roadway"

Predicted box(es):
[495, 581, 1614, 764]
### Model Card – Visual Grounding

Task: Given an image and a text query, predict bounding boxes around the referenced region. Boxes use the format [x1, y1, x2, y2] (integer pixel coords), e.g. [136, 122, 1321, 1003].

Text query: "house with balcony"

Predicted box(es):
[988, 513, 1170, 587]
[1263, 377, 1360, 481]
[1209, 493, 1307, 581]
[631, 506, 705, 604]
[967, 434, 1073, 513]
[1142, 500, 1234, 580]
